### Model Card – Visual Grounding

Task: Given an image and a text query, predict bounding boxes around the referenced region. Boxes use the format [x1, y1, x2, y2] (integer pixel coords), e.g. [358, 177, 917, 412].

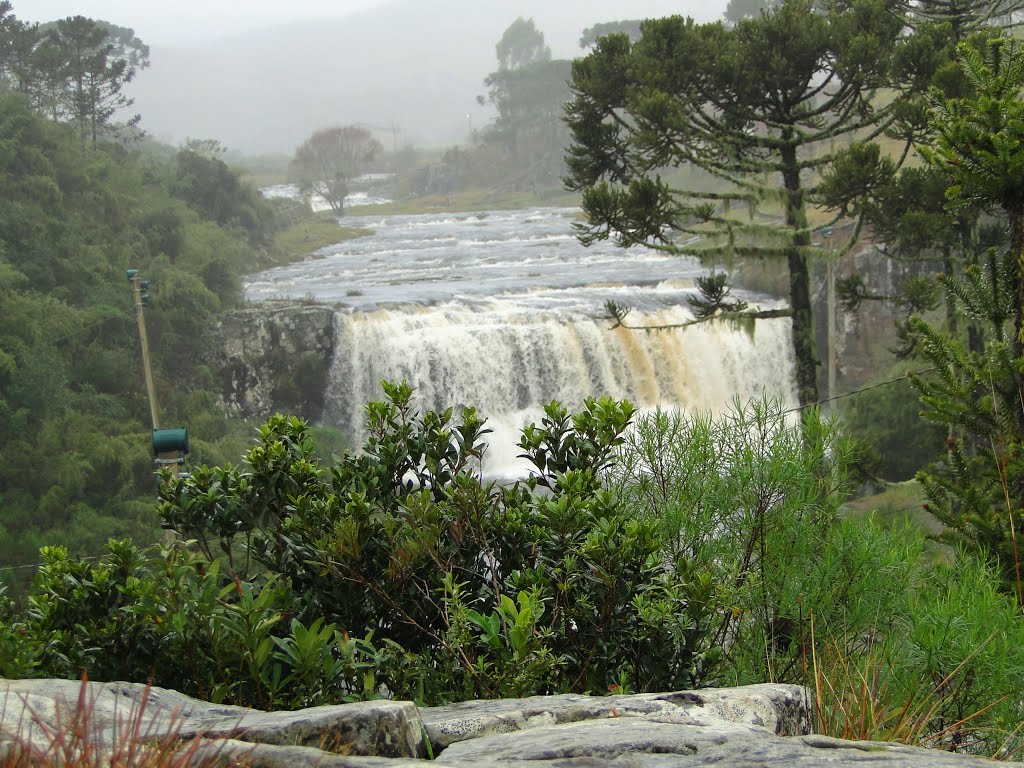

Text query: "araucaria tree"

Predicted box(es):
[921, 37, 1024, 355]
[565, 0, 905, 407]
[290, 125, 382, 214]
[47, 16, 145, 149]
[0, 6, 147, 148]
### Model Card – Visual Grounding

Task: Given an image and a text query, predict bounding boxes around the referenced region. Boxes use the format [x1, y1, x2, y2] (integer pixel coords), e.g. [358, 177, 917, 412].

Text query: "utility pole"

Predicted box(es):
[127, 270, 159, 429]
[126, 269, 190, 473]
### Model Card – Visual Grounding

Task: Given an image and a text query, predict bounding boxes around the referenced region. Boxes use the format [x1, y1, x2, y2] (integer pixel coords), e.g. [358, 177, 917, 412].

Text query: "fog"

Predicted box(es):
[23, 0, 727, 155]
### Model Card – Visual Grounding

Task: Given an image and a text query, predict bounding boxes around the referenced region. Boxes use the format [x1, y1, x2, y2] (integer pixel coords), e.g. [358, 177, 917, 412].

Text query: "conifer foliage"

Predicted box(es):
[911, 37, 1024, 596]
[564, 0, 906, 407]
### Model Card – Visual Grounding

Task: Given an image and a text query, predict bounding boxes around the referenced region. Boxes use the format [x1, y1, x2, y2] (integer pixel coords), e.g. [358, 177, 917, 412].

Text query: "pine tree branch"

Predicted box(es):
[603, 301, 791, 331]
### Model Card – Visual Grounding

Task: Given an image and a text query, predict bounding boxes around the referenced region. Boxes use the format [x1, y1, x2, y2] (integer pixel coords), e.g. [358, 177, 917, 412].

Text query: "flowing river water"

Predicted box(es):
[244, 206, 797, 476]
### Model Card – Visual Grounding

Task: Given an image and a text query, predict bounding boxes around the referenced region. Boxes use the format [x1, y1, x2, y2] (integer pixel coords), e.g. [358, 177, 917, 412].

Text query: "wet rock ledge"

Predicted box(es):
[0, 680, 999, 766]
[205, 302, 336, 422]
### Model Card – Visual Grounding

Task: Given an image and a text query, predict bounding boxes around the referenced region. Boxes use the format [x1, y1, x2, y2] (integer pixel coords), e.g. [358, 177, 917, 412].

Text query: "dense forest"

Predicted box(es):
[0, 1, 294, 587]
[7, 0, 1024, 760]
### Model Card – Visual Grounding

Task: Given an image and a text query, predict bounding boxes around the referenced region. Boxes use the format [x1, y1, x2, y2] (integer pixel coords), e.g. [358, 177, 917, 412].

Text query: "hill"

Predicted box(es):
[129, 0, 720, 154]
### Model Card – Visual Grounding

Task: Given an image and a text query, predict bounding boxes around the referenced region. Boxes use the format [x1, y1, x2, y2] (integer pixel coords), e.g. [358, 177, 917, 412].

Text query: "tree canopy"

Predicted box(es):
[0, 4, 147, 148]
[495, 17, 551, 71]
[480, 19, 571, 192]
[565, 0, 907, 406]
[0, 87, 284, 592]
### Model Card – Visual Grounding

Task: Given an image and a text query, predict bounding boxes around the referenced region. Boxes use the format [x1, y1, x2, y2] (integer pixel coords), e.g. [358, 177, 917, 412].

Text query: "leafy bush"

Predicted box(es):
[156, 383, 705, 701]
[5, 383, 1023, 757]
[13, 540, 375, 710]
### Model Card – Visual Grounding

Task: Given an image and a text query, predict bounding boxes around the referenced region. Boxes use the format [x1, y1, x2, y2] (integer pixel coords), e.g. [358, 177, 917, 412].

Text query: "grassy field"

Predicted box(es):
[272, 212, 372, 263]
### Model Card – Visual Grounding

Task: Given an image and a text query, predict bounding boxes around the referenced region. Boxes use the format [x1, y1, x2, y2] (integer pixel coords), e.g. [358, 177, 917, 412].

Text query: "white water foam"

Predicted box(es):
[323, 303, 797, 479]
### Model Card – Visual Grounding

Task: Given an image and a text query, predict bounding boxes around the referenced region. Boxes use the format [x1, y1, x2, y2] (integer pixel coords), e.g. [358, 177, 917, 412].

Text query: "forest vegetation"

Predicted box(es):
[0, 2, 334, 592]
[5, 0, 1024, 761]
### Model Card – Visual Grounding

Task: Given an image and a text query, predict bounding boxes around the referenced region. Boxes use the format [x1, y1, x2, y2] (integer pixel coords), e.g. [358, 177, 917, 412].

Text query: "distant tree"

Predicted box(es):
[482, 19, 569, 190]
[0, 1, 15, 86]
[724, 0, 777, 23]
[173, 147, 274, 241]
[183, 137, 227, 157]
[41, 15, 145, 148]
[289, 126, 383, 215]
[579, 20, 643, 49]
[495, 17, 550, 71]
[0, 11, 146, 146]
[96, 21, 149, 72]
[0, 5, 46, 107]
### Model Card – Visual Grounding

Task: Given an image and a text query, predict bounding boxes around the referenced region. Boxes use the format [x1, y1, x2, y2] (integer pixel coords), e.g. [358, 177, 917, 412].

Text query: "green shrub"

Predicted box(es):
[609, 399, 860, 686]
[814, 546, 1024, 756]
[18, 540, 376, 710]
[10, 383, 1021, 751]
[153, 383, 738, 701]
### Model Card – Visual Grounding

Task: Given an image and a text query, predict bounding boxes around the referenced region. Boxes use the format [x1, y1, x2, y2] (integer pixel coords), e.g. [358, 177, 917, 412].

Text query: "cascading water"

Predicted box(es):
[245, 207, 797, 476]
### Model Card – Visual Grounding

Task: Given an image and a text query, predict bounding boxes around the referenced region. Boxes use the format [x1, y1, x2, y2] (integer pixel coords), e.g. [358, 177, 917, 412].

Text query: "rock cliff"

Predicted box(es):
[204, 302, 336, 422]
[0, 679, 1000, 767]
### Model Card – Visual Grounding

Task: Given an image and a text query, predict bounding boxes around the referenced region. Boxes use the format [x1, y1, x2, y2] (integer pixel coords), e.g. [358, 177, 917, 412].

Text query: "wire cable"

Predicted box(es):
[786, 366, 938, 414]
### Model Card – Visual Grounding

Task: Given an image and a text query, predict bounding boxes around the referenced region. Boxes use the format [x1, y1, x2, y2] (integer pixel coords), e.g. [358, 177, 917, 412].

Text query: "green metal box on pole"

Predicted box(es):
[152, 427, 189, 456]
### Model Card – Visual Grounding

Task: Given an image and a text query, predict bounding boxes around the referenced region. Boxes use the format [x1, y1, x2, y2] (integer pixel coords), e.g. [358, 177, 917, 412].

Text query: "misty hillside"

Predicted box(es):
[131, 0, 718, 154]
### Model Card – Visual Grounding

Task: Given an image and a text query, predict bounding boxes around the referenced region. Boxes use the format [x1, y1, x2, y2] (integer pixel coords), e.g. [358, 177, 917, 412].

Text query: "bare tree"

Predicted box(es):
[289, 125, 382, 214]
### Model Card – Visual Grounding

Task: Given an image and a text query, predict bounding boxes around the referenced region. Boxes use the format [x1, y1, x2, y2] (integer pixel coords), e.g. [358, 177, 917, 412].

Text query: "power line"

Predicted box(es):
[786, 366, 938, 414]
[0, 554, 105, 574]
[43, 315, 124, 346]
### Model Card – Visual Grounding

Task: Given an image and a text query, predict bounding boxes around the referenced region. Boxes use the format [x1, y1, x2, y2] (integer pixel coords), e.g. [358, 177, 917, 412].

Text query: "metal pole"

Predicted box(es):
[826, 253, 837, 415]
[130, 276, 160, 429]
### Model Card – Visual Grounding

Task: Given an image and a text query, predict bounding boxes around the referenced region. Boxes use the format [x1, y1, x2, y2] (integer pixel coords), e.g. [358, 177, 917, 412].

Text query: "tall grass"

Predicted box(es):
[810, 549, 1024, 758]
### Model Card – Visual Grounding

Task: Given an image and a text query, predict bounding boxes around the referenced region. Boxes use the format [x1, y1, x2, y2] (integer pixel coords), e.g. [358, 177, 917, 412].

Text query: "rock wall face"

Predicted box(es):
[814, 244, 919, 395]
[0, 680, 1000, 767]
[205, 302, 336, 423]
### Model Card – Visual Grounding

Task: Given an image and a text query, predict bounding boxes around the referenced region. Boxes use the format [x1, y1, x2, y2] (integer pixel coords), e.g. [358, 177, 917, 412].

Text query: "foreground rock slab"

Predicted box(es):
[191, 739, 430, 768]
[0, 679, 1001, 767]
[436, 719, 1001, 766]
[421, 683, 811, 750]
[0, 679, 425, 761]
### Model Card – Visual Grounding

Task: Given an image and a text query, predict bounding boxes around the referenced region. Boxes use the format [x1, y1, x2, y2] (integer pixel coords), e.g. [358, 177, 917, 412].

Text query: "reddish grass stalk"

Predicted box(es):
[0, 674, 249, 768]
[812, 614, 1003, 752]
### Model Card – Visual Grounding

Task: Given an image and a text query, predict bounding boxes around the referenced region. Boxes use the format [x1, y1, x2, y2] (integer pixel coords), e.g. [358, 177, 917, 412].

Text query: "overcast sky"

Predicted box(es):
[21, 0, 390, 44]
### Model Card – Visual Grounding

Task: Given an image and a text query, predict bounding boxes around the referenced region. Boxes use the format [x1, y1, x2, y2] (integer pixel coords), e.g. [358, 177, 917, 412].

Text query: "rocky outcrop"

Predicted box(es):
[0, 679, 1001, 767]
[420, 684, 810, 750]
[205, 302, 336, 422]
[0, 678, 425, 763]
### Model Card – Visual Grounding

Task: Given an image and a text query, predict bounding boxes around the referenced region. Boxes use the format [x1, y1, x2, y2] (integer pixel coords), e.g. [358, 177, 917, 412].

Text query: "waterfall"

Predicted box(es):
[244, 205, 799, 477]
[323, 301, 797, 477]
